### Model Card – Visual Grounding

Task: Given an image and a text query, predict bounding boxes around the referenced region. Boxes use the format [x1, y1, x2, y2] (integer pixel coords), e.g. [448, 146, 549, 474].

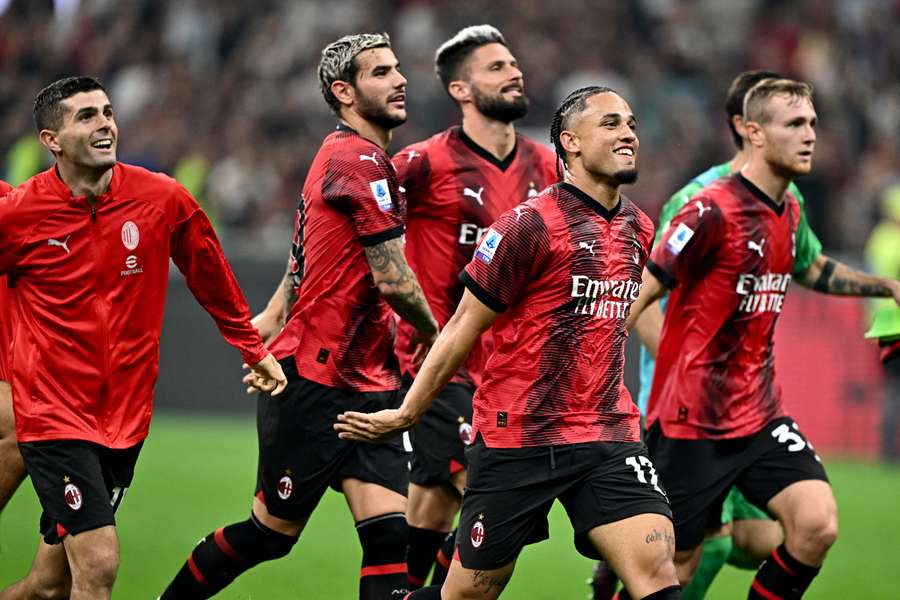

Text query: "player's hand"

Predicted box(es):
[246, 353, 287, 396]
[251, 309, 284, 346]
[409, 326, 439, 370]
[334, 408, 414, 443]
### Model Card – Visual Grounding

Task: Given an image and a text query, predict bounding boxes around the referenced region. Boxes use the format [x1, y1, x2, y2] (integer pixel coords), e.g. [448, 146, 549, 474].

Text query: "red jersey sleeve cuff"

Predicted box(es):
[241, 343, 269, 366]
[647, 259, 678, 289]
[359, 225, 405, 247]
[459, 270, 507, 313]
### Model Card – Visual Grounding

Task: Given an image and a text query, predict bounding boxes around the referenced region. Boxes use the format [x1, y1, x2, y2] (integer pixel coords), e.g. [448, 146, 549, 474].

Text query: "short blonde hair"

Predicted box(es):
[743, 78, 814, 124]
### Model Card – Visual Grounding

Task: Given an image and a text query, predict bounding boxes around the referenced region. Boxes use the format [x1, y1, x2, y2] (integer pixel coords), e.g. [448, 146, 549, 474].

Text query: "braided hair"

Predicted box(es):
[549, 86, 616, 179]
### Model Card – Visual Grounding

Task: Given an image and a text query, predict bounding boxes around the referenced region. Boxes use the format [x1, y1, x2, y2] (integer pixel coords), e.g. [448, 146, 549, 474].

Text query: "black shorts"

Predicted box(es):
[256, 357, 410, 522]
[456, 436, 672, 570]
[19, 440, 142, 545]
[402, 373, 474, 488]
[645, 415, 829, 550]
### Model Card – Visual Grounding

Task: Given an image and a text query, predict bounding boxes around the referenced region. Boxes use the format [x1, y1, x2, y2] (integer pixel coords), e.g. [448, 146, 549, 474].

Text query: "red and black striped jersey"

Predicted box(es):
[646, 173, 801, 440]
[269, 125, 405, 392]
[392, 127, 557, 387]
[0, 179, 13, 382]
[461, 182, 653, 448]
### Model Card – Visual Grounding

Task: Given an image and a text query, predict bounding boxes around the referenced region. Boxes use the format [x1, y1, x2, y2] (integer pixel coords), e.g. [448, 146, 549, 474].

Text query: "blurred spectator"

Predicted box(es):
[0, 0, 897, 257]
[866, 185, 900, 462]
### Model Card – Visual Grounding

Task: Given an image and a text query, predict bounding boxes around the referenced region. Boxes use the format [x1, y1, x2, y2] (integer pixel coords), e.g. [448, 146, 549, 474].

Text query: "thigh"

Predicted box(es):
[408, 382, 474, 489]
[19, 440, 133, 544]
[441, 556, 516, 600]
[645, 424, 741, 551]
[560, 442, 671, 560]
[736, 416, 828, 512]
[407, 482, 461, 531]
[342, 478, 406, 522]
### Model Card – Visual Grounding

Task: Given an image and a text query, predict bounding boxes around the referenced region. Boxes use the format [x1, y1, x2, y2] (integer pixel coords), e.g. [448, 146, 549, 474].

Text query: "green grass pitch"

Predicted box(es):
[1, 413, 897, 598]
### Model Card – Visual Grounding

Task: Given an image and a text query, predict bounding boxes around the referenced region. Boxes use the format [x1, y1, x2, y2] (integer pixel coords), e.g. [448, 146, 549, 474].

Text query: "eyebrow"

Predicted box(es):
[600, 112, 637, 123]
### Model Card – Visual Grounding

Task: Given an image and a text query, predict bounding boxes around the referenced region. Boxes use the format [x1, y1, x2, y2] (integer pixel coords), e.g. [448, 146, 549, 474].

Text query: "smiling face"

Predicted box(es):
[349, 47, 408, 130]
[747, 93, 817, 177]
[561, 92, 639, 185]
[460, 42, 528, 123]
[43, 89, 118, 171]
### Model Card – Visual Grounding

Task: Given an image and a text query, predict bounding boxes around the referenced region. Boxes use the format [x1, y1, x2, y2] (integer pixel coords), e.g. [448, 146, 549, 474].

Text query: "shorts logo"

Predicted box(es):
[277, 476, 293, 500]
[474, 228, 502, 264]
[370, 179, 394, 212]
[64, 483, 83, 511]
[458, 421, 473, 445]
[121, 221, 140, 250]
[666, 222, 694, 255]
[470, 520, 485, 548]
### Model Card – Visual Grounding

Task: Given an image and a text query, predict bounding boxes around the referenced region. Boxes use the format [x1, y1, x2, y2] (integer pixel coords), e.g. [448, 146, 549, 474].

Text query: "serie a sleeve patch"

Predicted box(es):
[369, 179, 393, 212]
[666, 222, 694, 255]
[474, 227, 503, 264]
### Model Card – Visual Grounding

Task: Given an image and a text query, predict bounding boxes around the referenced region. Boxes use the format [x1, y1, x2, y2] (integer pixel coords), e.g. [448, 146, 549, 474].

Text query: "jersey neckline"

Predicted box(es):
[736, 172, 786, 216]
[560, 182, 622, 222]
[456, 127, 518, 172]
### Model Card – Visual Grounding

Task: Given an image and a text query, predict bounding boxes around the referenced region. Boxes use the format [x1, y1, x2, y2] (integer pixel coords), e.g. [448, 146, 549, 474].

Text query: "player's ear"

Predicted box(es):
[39, 129, 62, 155]
[744, 120, 764, 148]
[559, 130, 580, 156]
[447, 80, 471, 105]
[732, 114, 747, 138]
[331, 80, 355, 109]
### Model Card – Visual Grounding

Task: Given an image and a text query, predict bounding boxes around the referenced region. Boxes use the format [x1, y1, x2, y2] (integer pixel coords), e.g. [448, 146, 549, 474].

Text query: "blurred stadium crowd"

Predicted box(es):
[0, 0, 898, 257]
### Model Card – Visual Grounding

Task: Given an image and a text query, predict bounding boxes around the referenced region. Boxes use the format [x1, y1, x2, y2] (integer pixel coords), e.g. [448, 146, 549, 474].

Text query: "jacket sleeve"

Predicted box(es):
[169, 185, 267, 365]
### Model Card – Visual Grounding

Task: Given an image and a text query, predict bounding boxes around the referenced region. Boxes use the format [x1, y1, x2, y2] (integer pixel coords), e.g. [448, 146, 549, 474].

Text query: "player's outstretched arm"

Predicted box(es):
[335, 289, 497, 443]
[365, 237, 440, 362]
[798, 254, 900, 304]
[633, 299, 664, 358]
[626, 267, 669, 332]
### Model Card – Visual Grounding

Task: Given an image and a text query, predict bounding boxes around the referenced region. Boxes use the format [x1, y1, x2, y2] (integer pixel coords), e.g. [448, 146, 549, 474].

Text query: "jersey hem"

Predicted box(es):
[647, 259, 678, 289]
[359, 225, 405, 247]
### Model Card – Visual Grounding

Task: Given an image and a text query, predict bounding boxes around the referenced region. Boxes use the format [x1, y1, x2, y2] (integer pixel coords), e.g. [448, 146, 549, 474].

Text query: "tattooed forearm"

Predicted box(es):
[805, 256, 894, 297]
[365, 238, 438, 335]
[472, 570, 512, 595]
[281, 269, 298, 322]
[645, 528, 676, 546]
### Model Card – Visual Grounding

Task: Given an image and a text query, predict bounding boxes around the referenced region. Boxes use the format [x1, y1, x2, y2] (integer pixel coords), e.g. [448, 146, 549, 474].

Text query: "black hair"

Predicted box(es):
[724, 70, 781, 149]
[434, 25, 507, 94]
[549, 85, 616, 179]
[33, 76, 106, 132]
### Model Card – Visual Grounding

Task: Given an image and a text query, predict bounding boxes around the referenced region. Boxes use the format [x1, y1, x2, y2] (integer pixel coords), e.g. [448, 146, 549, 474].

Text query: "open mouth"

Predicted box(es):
[387, 93, 406, 106]
[501, 84, 523, 95]
[91, 139, 113, 150]
[614, 147, 634, 157]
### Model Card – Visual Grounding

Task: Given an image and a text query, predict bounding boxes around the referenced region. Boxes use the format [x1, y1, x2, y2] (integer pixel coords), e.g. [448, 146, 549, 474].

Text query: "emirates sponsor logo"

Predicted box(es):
[570, 276, 641, 319]
[458, 223, 489, 246]
[121, 221, 140, 250]
[736, 273, 792, 313]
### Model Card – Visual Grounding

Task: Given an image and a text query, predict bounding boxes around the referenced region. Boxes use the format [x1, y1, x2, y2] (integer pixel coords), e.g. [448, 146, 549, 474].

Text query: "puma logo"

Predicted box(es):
[748, 238, 766, 257]
[463, 186, 484, 206]
[579, 240, 596, 255]
[359, 152, 378, 164]
[695, 200, 711, 218]
[513, 205, 528, 221]
[406, 150, 420, 163]
[48, 235, 71, 254]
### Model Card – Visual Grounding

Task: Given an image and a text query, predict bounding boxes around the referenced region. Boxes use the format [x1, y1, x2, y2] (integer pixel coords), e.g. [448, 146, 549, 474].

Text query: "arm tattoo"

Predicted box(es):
[281, 262, 298, 322]
[815, 258, 893, 297]
[472, 570, 512, 594]
[365, 238, 437, 334]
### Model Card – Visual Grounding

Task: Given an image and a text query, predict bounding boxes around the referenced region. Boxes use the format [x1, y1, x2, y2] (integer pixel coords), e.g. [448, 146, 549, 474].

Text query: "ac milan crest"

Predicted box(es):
[121, 221, 140, 250]
[277, 476, 293, 500]
[470, 520, 485, 548]
[64, 483, 83, 511]
[458, 421, 473, 446]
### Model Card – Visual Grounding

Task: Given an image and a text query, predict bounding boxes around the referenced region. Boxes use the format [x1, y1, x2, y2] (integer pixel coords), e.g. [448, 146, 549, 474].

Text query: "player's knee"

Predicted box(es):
[27, 569, 71, 600]
[790, 507, 838, 558]
[71, 546, 119, 592]
[357, 512, 408, 561]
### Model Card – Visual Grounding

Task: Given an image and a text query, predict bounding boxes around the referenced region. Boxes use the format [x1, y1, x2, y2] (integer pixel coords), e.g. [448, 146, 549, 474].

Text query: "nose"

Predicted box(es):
[394, 69, 408, 89]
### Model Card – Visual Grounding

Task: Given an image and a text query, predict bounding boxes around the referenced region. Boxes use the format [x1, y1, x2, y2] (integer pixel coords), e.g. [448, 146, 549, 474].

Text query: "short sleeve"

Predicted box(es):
[392, 146, 431, 214]
[460, 205, 550, 312]
[323, 149, 405, 247]
[0, 190, 28, 274]
[647, 193, 725, 289]
[789, 186, 823, 275]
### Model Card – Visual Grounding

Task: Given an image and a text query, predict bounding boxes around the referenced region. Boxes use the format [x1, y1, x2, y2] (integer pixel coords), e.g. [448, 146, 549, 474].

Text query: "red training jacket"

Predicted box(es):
[0, 164, 266, 448]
